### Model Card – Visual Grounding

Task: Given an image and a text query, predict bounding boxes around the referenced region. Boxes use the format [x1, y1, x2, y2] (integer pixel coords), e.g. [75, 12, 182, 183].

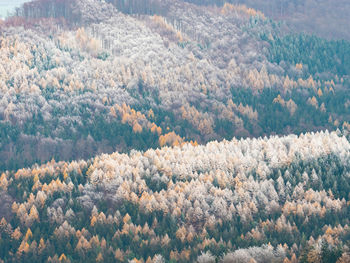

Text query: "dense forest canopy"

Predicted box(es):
[0, 0, 349, 172]
[1, 131, 350, 262]
[0, 0, 349, 262]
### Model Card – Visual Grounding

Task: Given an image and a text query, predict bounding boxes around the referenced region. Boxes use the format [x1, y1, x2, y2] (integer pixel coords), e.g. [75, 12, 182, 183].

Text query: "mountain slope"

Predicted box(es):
[0, 0, 350, 262]
[0, 0, 349, 171]
[1, 131, 350, 262]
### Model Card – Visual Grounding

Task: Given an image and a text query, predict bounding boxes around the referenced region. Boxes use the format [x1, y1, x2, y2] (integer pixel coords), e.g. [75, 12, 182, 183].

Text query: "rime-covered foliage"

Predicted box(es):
[0, 131, 350, 262]
[0, 0, 350, 262]
[0, 0, 349, 171]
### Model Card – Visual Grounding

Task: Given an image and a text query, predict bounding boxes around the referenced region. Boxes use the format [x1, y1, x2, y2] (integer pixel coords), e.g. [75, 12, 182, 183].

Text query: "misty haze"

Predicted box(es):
[0, 0, 29, 18]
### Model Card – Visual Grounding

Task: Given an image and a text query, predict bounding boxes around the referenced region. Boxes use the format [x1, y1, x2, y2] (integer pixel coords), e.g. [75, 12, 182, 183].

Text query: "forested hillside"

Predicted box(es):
[0, 0, 349, 171]
[1, 131, 350, 262]
[238, 0, 350, 41]
[182, 0, 350, 41]
[0, 0, 350, 262]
